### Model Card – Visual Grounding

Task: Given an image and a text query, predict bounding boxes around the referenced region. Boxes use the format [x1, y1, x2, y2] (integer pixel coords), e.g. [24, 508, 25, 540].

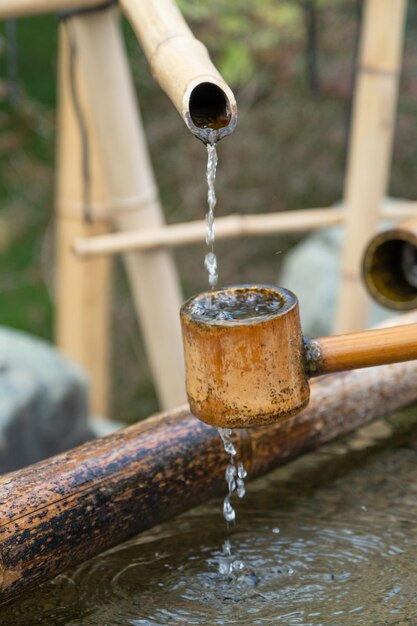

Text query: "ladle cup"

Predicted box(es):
[180, 284, 417, 428]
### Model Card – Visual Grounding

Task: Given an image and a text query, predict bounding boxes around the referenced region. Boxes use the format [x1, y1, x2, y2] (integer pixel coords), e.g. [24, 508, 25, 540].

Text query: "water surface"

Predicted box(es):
[3, 408, 417, 626]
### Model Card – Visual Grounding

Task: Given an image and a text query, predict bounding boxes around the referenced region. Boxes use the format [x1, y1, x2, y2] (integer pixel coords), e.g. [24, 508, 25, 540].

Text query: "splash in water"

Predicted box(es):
[205, 142, 218, 289]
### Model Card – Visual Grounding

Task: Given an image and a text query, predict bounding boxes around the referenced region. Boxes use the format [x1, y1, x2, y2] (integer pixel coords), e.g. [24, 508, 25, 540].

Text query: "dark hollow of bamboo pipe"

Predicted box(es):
[1, 350, 417, 605]
[363, 220, 417, 310]
[187, 81, 238, 143]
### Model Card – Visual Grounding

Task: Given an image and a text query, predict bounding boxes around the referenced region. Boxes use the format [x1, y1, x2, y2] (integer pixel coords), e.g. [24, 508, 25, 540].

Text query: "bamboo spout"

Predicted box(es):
[0, 0, 238, 142]
[120, 0, 237, 142]
[180, 285, 417, 428]
[362, 218, 417, 311]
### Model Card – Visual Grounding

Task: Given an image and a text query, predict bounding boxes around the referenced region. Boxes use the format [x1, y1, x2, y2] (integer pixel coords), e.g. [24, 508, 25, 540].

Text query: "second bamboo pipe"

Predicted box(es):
[363, 218, 417, 311]
[180, 285, 417, 428]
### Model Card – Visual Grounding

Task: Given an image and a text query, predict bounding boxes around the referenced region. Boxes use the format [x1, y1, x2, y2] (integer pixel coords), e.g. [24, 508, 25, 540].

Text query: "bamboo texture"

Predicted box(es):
[120, 0, 237, 141]
[72, 202, 417, 258]
[311, 322, 417, 375]
[0, 0, 99, 18]
[0, 313, 416, 603]
[67, 9, 186, 411]
[335, 0, 407, 332]
[55, 24, 112, 416]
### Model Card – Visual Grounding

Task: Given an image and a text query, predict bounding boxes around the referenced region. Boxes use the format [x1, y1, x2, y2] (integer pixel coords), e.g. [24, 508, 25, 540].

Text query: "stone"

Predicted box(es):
[0, 327, 93, 473]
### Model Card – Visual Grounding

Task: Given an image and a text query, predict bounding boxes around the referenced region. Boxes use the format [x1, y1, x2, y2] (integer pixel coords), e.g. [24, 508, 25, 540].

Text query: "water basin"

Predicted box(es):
[3, 407, 417, 626]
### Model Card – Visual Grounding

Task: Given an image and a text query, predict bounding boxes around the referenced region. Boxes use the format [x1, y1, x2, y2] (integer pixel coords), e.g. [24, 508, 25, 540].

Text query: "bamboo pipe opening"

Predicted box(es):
[185, 80, 237, 143]
[363, 226, 417, 310]
[189, 82, 231, 130]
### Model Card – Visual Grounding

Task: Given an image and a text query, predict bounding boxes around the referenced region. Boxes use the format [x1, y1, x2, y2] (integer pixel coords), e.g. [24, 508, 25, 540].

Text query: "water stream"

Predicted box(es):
[204, 141, 219, 289]
[4, 407, 417, 625]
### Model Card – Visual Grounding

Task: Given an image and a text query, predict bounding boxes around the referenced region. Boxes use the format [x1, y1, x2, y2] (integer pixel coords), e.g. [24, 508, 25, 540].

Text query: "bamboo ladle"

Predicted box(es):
[180, 285, 417, 428]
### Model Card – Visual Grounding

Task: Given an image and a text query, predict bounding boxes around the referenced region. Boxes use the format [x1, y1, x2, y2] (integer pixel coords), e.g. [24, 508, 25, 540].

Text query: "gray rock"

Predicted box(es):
[0, 327, 93, 473]
[279, 226, 395, 338]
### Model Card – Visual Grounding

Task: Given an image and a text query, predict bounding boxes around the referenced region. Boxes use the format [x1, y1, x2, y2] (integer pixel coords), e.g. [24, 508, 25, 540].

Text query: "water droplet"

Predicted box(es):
[222, 540, 232, 556]
[236, 477, 245, 498]
[223, 497, 236, 523]
[237, 462, 247, 479]
[218, 428, 237, 457]
[225, 464, 237, 492]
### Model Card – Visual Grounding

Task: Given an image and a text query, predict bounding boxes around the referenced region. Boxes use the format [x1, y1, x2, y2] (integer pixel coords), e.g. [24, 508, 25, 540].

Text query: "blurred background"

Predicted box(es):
[1, 0, 417, 423]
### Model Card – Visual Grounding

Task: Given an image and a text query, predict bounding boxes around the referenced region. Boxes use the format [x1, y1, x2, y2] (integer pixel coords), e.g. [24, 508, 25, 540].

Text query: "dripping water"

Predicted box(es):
[203, 138, 249, 575]
[217, 427, 248, 576]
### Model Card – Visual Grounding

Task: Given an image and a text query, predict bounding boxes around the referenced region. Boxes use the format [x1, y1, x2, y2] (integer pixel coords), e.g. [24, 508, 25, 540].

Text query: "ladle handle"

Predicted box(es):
[305, 322, 417, 376]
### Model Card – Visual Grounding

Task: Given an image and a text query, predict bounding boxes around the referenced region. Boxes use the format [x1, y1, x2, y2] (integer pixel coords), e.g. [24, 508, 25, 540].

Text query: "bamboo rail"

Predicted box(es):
[0, 312, 416, 603]
[72, 202, 417, 258]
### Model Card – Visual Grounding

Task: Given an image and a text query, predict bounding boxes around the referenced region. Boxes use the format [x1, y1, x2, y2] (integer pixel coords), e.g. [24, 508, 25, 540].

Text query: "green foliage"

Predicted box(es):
[218, 43, 256, 86]
[178, 0, 305, 88]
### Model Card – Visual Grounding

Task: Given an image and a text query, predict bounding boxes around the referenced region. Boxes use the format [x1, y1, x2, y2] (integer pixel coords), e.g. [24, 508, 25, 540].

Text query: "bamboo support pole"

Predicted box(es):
[335, 0, 407, 333]
[55, 23, 112, 417]
[0, 311, 416, 604]
[67, 9, 186, 411]
[72, 202, 417, 258]
[0, 0, 99, 19]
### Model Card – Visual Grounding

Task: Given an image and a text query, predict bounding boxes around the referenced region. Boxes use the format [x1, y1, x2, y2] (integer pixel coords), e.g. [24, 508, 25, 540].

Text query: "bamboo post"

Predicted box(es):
[71, 202, 417, 259]
[0, 312, 416, 603]
[335, 0, 407, 332]
[55, 22, 112, 417]
[67, 8, 186, 410]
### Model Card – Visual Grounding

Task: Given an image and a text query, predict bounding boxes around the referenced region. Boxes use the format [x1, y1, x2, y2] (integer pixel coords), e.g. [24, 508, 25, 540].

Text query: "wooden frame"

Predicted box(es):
[1, 0, 238, 417]
[1, 0, 415, 416]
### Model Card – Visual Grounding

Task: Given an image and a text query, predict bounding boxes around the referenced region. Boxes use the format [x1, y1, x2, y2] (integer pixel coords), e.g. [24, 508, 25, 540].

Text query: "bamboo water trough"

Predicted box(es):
[0, 312, 416, 605]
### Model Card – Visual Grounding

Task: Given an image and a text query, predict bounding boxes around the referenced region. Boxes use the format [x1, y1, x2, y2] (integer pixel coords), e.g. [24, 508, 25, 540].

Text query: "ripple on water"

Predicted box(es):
[3, 414, 417, 626]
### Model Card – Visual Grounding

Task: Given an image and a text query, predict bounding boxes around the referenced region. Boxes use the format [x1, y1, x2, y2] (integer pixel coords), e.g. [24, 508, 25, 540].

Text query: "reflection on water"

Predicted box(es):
[3, 408, 417, 626]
